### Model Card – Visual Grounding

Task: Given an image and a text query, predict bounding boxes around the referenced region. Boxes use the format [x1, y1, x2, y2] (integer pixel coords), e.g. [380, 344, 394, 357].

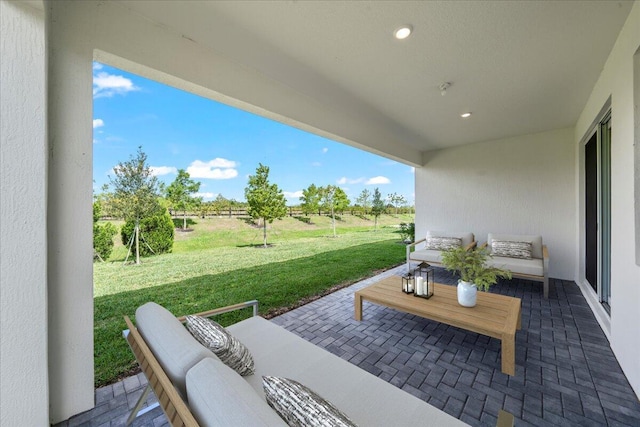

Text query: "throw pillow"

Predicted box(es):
[491, 240, 533, 259]
[185, 315, 255, 376]
[263, 376, 357, 427]
[425, 236, 462, 251]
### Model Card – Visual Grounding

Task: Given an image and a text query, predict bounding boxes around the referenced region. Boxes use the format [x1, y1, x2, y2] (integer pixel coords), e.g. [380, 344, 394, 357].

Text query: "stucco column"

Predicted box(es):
[0, 1, 49, 425]
[46, 1, 95, 422]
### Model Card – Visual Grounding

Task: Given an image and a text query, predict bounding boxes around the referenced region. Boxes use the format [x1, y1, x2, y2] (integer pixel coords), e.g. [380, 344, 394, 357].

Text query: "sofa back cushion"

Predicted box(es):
[487, 234, 543, 259]
[186, 358, 285, 427]
[135, 302, 214, 399]
[426, 231, 474, 248]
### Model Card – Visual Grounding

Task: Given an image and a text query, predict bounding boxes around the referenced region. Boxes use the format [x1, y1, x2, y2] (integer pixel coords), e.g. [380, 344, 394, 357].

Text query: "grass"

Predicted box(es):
[94, 214, 413, 387]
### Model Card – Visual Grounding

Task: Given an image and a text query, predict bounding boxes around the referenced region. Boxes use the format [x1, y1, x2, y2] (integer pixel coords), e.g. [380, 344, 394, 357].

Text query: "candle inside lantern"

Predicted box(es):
[416, 277, 424, 295]
[408, 278, 414, 292]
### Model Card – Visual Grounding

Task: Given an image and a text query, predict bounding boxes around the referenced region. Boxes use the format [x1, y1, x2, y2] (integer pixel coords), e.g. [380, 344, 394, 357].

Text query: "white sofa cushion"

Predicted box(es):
[409, 249, 444, 264]
[487, 234, 542, 259]
[427, 231, 474, 247]
[486, 255, 544, 277]
[135, 302, 214, 399]
[186, 358, 285, 427]
[228, 316, 466, 427]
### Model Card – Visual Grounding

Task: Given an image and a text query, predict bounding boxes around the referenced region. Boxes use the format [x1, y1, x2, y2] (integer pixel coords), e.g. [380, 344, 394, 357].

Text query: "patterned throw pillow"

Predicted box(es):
[263, 376, 357, 427]
[491, 240, 533, 259]
[425, 236, 462, 251]
[185, 315, 255, 376]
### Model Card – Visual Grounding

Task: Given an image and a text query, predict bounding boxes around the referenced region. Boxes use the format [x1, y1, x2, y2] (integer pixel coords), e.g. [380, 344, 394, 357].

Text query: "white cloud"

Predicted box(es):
[93, 119, 104, 129]
[195, 192, 217, 200]
[337, 176, 366, 185]
[366, 176, 391, 185]
[283, 191, 303, 199]
[93, 62, 103, 71]
[187, 158, 238, 179]
[311, 162, 322, 167]
[93, 71, 139, 98]
[150, 166, 177, 176]
[322, 147, 329, 154]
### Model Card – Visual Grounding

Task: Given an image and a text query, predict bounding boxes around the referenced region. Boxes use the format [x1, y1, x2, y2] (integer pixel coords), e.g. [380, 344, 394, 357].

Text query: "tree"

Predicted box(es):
[108, 146, 164, 264]
[387, 192, 407, 215]
[300, 184, 322, 216]
[166, 169, 201, 230]
[245, 163, 287, 247]
[356, 189, 371, 215]
[320, 185, 350, 237]
[371, 187, 385, 230]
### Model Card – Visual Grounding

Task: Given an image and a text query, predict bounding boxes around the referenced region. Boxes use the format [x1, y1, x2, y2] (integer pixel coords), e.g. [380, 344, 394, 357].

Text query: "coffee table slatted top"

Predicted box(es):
[354, 276, 521, 375]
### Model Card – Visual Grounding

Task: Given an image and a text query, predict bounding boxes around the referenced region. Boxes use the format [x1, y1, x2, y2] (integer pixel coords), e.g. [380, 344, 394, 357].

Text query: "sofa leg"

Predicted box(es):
[543, 276, 549, 299]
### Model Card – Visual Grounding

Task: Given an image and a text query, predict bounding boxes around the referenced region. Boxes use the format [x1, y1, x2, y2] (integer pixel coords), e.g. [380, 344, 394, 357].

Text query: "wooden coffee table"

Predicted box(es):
[354, 276, 522, 375]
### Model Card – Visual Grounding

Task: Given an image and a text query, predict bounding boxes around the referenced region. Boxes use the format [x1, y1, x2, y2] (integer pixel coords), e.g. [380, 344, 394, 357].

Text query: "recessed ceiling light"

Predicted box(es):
[461, 112, 472, 118]
[394, 25, 413, 40]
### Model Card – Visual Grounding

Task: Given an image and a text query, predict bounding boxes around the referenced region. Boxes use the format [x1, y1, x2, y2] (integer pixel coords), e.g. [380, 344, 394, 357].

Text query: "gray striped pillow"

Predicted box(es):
[185, 315, 255, 376]
[263, 376, 357, 427]
[491, 240, 533, 259]
[425, 236, 462, 251]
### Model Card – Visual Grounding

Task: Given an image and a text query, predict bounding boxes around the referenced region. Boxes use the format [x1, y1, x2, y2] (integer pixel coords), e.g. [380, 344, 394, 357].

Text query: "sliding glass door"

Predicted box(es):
[584, 112, 611, 313]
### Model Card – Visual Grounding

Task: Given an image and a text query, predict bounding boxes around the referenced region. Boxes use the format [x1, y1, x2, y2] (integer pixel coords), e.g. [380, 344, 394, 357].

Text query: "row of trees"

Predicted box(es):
[94, 148, 413, 258]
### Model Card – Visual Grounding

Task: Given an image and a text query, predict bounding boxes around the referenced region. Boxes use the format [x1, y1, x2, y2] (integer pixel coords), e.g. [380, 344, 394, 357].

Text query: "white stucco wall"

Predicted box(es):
[0, 1, 49, 425]
[415, 127, 576, 281]
[575, 2, 640, 398]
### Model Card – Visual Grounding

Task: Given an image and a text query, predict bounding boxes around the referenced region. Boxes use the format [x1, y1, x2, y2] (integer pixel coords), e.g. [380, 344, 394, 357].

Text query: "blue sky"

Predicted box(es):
[93, 62, 415, 205]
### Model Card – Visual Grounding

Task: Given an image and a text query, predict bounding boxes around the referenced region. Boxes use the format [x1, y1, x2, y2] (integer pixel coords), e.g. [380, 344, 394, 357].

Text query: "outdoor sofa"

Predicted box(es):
[124, 300, 468, 426]
[406, 230, 477, 270]
[482, 233, 549, 299]
[407, 230, 549, 299]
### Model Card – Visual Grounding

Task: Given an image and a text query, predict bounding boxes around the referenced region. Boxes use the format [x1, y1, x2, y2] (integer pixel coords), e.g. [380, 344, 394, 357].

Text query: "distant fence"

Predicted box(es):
[102, 206, 414, 221]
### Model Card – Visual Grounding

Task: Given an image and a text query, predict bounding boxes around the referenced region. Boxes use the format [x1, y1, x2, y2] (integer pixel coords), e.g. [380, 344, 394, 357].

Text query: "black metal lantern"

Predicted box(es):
[414, 262, 434, 299]
[401, 273, 415, 294]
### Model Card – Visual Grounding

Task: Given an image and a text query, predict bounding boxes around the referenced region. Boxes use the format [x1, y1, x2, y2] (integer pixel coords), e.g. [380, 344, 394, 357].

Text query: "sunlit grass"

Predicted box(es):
[93, 214, 412, 386]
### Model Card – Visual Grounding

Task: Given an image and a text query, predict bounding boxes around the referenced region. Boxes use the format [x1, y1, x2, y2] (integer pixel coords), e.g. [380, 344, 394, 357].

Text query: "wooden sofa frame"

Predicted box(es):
[122, 300, 259, 427]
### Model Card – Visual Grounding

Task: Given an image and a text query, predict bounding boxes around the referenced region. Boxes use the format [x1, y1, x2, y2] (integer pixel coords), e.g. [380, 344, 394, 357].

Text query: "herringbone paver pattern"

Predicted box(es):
[57, 266, 640, 427]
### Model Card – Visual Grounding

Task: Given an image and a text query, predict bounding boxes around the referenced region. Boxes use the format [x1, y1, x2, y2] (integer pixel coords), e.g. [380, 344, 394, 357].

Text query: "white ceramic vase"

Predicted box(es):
[457, 281, 477, 307]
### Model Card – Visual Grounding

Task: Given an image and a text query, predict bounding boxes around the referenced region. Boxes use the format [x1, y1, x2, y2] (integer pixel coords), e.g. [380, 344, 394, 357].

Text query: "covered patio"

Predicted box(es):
[2, 1, 640, 425]
[56, 267, 640, 427]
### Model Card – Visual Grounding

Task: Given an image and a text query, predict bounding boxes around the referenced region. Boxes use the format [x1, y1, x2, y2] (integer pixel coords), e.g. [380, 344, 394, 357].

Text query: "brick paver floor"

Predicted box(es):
[56, 266, 640, 427]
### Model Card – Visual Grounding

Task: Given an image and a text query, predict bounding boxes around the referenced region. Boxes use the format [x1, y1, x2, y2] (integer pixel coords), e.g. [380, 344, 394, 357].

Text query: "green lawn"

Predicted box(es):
[94, 214, 412, 387]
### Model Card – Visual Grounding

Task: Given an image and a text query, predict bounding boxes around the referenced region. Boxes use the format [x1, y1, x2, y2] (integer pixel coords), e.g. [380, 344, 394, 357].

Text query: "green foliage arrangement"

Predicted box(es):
[245, 163, 287, 247]
[440, 246, 512, 291]
[93, 202, 117, 261]
[121, 210, 175, 257]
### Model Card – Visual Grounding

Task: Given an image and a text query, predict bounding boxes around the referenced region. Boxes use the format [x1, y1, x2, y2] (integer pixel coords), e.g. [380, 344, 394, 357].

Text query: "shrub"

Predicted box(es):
[94, 222, 117, 261]
[399, 222, 415, 242]
[121, 210, 174, 257]
[93, 201, 117, 261]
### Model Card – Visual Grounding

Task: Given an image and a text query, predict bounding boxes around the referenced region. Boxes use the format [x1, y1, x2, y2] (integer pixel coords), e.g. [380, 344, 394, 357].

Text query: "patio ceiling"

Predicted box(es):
[117, 1, 632, 162]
